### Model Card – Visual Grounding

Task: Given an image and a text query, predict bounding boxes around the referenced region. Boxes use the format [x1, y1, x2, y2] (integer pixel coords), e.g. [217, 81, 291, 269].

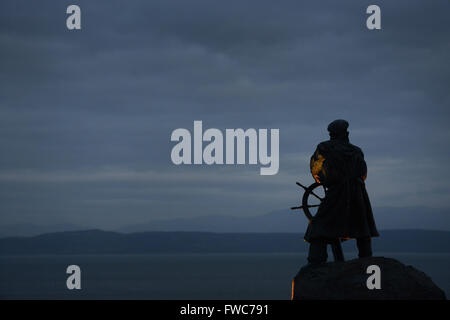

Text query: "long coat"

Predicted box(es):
[304, 138, 379, 242]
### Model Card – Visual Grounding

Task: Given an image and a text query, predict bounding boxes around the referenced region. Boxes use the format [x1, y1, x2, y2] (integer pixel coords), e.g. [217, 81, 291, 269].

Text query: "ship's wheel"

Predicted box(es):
[291, 181, 344, 262]
[290, 181, 326, 222]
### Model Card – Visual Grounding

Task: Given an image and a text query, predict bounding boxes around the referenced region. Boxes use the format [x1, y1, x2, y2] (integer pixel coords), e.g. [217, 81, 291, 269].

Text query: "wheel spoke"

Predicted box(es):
[309, 190, 323, 201]
[307, 204, 320, 208]
[296, 182, 308, 190]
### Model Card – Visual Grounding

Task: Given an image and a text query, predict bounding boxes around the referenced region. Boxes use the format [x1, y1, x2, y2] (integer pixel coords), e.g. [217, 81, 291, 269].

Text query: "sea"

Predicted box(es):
[1, 252, 449, 299]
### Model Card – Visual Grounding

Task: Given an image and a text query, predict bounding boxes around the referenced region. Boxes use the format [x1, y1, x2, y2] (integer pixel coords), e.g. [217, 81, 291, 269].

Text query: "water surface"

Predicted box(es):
[1, 252, 448, 299]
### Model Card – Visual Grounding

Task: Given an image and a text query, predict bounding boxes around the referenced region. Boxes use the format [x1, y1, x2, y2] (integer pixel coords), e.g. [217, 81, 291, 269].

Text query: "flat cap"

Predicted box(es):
[327, 119, 349, 134]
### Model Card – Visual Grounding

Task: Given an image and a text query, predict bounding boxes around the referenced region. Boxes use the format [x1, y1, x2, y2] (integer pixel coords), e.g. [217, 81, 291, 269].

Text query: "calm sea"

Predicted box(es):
[0, 252, 449, 299]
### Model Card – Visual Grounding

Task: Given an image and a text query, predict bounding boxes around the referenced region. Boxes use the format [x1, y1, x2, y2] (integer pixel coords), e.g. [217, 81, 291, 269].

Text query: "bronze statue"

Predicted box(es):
[292, 120, 379, 264]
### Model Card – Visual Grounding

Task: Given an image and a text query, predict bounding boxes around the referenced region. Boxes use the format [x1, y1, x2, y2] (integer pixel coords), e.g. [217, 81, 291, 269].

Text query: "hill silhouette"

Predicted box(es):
[118, 207, 450, 233]
[1, 207, 449, 238]
[1, 229, 450, 255]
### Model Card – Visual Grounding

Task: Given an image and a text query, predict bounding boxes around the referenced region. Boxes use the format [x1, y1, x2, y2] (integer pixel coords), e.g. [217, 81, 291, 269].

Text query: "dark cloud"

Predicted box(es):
[0, 0, 449, 228]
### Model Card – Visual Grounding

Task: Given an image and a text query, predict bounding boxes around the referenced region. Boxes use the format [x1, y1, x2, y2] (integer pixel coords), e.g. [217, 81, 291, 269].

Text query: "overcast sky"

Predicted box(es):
[0, 0, 449, 229]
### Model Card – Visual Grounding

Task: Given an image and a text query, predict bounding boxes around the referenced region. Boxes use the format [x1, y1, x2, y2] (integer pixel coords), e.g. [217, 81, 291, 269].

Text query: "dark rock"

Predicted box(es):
[292, 257, 446, 300]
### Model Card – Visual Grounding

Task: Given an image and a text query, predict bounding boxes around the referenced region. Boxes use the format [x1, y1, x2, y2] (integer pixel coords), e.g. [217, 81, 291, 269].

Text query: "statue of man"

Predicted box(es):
[305, 119, 379, 264]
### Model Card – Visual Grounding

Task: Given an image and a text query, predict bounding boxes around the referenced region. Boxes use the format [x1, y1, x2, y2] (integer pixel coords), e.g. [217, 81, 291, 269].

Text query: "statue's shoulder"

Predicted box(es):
[349, 143, 363, 154]
[318, 140, 364, 157]
[346, 143, 365, 159]
[316, 140, 341, 153]
[316, 140, 331, 150]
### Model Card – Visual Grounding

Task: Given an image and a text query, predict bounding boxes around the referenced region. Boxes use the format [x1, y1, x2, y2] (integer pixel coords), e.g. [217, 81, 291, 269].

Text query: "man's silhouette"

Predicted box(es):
[305, 119, 379, 264]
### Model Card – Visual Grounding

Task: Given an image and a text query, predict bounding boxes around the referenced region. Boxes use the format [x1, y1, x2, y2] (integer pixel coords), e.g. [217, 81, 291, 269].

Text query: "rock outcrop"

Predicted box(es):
[292, 257, 446, 300]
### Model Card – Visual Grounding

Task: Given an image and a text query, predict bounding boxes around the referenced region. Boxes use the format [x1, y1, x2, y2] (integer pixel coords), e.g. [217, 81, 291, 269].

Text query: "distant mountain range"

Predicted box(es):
[1, 229, 449, 255]
[117, 207, 450, 234]
[1, 206, 449, 238]
[0, 223, 85, 238]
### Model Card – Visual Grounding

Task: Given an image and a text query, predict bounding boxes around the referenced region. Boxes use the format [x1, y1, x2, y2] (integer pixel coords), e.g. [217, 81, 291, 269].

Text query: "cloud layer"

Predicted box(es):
[0, 0, 449, 228]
